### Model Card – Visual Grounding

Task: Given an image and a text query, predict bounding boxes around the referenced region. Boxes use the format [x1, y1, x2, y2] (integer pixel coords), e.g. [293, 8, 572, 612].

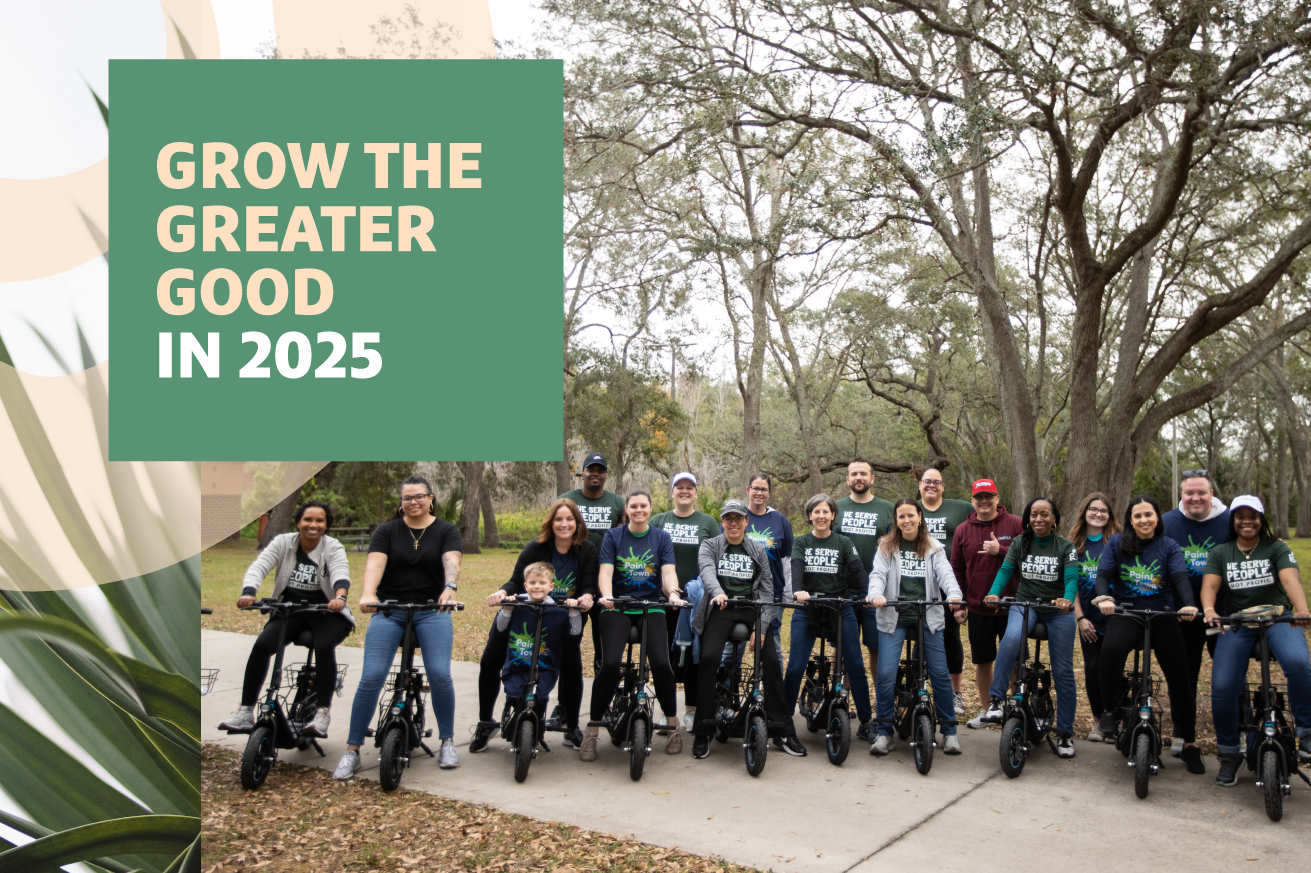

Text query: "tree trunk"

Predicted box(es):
[480, 476, 500, 549]
[457, 461, 483, 555]
[1264, 352, 1311, 536]
[1275, 425, 1289, 539]
[259, 490, 299, 549]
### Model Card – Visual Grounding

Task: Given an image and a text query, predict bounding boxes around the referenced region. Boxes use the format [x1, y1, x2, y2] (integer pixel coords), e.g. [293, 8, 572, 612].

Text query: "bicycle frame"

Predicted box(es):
[714, 597, 773, 736]
[1112, 607, 1181, 775]
[887, 600, 955, 737]
[369, 601, 465, 758]
[498, 597, 575, 754]
[1001, 600, 1056, 748]
[233, 599, 334, 753]
[795, 597, 849, 728]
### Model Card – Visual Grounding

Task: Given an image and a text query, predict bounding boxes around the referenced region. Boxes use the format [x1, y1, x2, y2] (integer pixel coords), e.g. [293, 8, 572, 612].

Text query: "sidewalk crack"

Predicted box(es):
[841, 773, 999, 872]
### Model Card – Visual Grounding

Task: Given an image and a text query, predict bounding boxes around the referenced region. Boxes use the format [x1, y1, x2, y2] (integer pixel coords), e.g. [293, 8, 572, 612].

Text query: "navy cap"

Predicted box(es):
[583, 453, 607, 470]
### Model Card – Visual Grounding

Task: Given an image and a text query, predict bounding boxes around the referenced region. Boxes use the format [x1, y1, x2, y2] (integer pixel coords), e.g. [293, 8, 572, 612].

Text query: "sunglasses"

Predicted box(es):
[1180, 469, 1208, 479]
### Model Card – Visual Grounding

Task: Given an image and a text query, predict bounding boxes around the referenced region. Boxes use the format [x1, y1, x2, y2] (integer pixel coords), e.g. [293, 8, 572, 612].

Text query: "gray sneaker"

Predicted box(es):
[439, 739, 460, 769]
[332, 750, 360, 780]
[943, 734, 962, 755]
[1056, 734, 1076, 759]
[218, 706, 254, 731]
[304, 707, 330, 738]
[953, 691, 966, 715]
[967, 699, 1003, 729]
[681, 710, 697, 734]
[870, 734, 896, 756]
[1170, 736, 1183, 758]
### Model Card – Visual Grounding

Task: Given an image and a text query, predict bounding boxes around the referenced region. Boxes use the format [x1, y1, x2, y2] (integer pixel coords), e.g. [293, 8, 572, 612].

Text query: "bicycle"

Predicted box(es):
[1106, 605, 1185, 798]
[591, 597, 687, 782]
[793, 596, 853, 766]
[223, 599, 346, 790]
[365, 600, 465, 791]
[996, 599, 1058, 779]
[1210, 611, 1310, 821]
[705, 596, 779, 776]
[494, 596, 577, 783]
[882, 600, 957, 776]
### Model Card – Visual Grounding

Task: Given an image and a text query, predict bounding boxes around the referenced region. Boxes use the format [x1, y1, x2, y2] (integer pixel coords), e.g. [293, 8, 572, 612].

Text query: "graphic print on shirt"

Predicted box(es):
[924, 516, 948, 542]
[552, 570, 577, 599]
[286, 560, 318, 592]
[898, 551, 927, 577]
[1224, 558, 1280, 590]
[1078, 553, 1100, 592]
[1120, 557, 1163, 596]
[663, 522, 704, 545]
[1181, 535, 1216, 574]
[803, 546, 842, 574]
[508, 621, 549, 667]
[578, 504, 615, 531]
[746, 526, 776, 553]
[718, 552, 757, 580]
[1021, 554, 1061, 583]
[839, 510, 884, 539]
[617, 548, 656, 584]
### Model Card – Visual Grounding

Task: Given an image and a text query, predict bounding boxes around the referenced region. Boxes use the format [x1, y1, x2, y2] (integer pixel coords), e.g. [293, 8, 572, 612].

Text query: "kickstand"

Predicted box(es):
[539, 738, 551, 753]
[310, 739, 325, 757]
[420, 741, 435, 757]
[1296, 768, 1311, 787]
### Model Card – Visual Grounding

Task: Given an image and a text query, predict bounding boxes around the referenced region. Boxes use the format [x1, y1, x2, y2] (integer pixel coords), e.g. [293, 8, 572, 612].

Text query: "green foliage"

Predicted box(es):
[295, 461, 418, 528]
[495, 510, 545, 544]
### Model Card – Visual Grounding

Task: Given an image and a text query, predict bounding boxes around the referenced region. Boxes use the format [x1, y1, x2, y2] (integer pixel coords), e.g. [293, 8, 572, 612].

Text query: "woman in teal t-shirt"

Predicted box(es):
[981, 496, 1080, 758]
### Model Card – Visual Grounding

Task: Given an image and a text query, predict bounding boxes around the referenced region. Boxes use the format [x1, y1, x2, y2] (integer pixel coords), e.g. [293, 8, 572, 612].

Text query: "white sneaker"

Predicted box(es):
[304, 707, 330, 737]
[943, 734, 962, 755]
[682, 710, 697, 734]
[439, 739, 460, 769]
[332, 750, 360, 780]
[967, 700, 1003, 729]
[1169, 736, 1183, 758]
[1056, 735, 1076, 759]
[953, 691, 965, 715]
[870, 734, 896, 756]
[219, 706, 254, 731]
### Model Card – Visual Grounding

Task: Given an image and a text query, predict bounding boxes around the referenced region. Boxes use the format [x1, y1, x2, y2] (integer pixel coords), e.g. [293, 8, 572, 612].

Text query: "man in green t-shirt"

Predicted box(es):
[651, 471, 722, 732]
[558, 452, 626, 551]
[834, 458, 894, 717]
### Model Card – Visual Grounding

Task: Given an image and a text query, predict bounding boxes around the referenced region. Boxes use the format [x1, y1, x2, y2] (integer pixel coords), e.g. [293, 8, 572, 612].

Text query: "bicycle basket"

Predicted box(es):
[200, 668, 219, 696]
[375, 667, 428, 725]
[281, 664, 351, 706]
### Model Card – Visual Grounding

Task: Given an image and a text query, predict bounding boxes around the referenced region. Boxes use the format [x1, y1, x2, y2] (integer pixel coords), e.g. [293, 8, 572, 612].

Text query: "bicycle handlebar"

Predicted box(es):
[1113, 605, 1195, 618]
[375, 600, 465, 613]
[1205, 613, 1299, 625]
[239, 598, 339, 614]
[492, 595, 579, 610]
[604, 596, 689, 609]
[201, 608, 213, 615]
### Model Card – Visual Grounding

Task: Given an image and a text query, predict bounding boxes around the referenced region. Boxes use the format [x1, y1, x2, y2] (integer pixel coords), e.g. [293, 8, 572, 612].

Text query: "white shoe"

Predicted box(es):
[333, 750, 360, 780]
[967, 700, 1003, 729]
[682, 710, 697, 734]
[1170, 736, 1183, 758]
[870, 734, 896, 756]
[953, 691, 965, 715]
[219, 706, 254, 731]
[439, 739, 460, 769]
[304, 707, 330, 737]
[1056, 735, 1076, 759]
[943, 734, 962, 755]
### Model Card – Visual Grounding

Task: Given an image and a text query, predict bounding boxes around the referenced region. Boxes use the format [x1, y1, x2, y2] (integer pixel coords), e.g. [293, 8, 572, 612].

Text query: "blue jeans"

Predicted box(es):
[988, 605, 1077, 736]
[347, 608, 455, 746]
[784, 602, 872, 722]
[1211, 621, 1311, 755]
[875, 624, 956, 735]
[855, 597, 881, 652]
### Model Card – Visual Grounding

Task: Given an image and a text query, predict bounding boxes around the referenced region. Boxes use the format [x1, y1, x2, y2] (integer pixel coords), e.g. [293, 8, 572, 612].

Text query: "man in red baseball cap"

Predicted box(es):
[949, 478, 1023, 728]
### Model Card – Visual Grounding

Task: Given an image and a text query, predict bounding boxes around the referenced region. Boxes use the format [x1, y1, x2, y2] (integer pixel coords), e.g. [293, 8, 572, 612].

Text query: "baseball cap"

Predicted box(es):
[671, 471, 697, 487]
[971, 479, 999, 497]
[582, 453, 607, 470]
[1229, 495, 1264, 514]
[720, 499, 749, 518]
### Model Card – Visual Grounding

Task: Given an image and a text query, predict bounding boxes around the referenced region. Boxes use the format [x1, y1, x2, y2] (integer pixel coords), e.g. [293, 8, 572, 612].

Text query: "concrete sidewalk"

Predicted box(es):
[203, 629, 1306, 872]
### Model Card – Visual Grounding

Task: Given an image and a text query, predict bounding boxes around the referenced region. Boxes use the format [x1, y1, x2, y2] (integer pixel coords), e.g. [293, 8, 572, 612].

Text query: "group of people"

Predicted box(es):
[219, 460, 1311, 788]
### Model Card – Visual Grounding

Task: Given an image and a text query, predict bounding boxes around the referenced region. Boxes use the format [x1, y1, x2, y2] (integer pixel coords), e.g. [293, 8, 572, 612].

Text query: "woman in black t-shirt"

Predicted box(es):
[333, 476, 463, 780]
[219, 501, 353, 740]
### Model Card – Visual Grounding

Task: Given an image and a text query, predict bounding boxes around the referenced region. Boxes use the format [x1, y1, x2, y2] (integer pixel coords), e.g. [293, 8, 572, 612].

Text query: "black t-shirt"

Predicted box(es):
[281, 547, 328, 605]
[368, 517, 463, 603]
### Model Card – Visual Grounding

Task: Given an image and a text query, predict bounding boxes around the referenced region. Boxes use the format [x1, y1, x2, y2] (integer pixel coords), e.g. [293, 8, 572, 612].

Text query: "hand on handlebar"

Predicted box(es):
[359, 594, 379, 613]
[438, 587, 457, 608]
[867, 595, 886, 608]
[576, 593, 594, 612]
[712, 592, 728, 609]
[1294, 611, 1311, 628]
[327, 597, 346, 613]
[1177, 605, 1198, 622]
[1098, 599, 1116, 616]
[487, 590, 508, 607]
[793, 590, 811, 604]
[600, 596, 615, 610]
[1203, 608, 1224, 633]
[1053, 598, 1072, 613]
[667, 591, 686, 608]
[983, 594, 999, 606]
[237, 595, 255, 609]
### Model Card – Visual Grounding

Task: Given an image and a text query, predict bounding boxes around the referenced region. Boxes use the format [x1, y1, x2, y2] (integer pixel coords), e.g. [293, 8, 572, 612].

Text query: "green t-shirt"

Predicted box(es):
[559, 488, 626, 551]
[897, 540, 928, 626]
[918, 499, 973, 554]
[1204, 540, 1298, 615]
[835, 495, 895, 585]
[1000, 533, 1078, 602]
[716, 541, 760, 599]
[792, 531, 861, 596]
[650, 509, 721, 585]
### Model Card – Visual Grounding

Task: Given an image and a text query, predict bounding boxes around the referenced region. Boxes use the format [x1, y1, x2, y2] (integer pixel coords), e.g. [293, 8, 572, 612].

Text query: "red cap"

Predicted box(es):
[971, 479, 998, 496]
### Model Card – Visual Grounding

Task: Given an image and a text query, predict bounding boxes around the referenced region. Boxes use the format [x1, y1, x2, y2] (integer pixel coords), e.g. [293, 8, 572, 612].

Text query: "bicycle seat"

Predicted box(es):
[292, 628, 315, 648]
[729, 622, 751, 642]
[627, 625, 642, 644]
[1027, 620, 1048, 641]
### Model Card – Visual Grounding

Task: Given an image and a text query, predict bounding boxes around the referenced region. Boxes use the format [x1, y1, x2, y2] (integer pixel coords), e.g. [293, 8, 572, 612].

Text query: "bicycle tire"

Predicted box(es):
[628, 718, 647, 782]
[799, 681, 822, 733]
[1262, 748, 1283, 822]
[379, 725, 406, 792]
[826, 702, 851, 766]
[914, 713, 934, 776]
[239, 724, 275, 791]
[514, 718, 535, 784]
[1133, 732, 1151, 799]
[745, 714, 768, 777]
[999, 716, 1026, 778]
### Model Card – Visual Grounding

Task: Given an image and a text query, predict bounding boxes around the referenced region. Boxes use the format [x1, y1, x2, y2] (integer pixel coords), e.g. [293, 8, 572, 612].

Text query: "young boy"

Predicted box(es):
[498, 562, 584, 734]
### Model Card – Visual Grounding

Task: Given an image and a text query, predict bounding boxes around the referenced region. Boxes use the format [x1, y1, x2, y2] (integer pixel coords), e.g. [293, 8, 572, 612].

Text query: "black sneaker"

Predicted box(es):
[469, 720, 497, 753]
[1299, 737, 1310, 765]
[1181, 744, 1206, 775]
[562, 727, 585, 750]
[693, 735, 710, 759]
[856, 721, 872, 743]
[1216, 753, 1242, 786]
[544, 705, 564, 731]
[776, 735, 807, 757]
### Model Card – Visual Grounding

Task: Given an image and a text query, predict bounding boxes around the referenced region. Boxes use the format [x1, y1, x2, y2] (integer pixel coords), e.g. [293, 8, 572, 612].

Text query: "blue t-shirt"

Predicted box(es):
[501, 605, 571, 700]
[745, 507, 793, 604]
[599, 525, 676, 601]
[549, 549, 579, 601]
[1076, 534, 1109, 634]
[1095, 533, 1191, 611]
[1161, 506, 1230, 599]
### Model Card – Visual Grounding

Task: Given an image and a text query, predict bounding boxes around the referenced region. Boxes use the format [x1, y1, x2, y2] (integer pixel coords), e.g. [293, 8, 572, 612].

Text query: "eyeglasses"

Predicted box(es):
[1086, 507, 1109, 516]
[722, 516, 746, 523]
[1180, 469, 1208, 479]
[400, 494, 433, 504]
[920, 479, 943, 486]
[748, 486, 770, 494]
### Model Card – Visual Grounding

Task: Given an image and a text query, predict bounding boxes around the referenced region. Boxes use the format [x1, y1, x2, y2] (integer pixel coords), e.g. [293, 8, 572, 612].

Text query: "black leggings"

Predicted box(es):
[1179, 615, 1217, 692]
[242, 611, 351, 708]
[943, 612, 964, 675]
[1097, 614, 1196, 743]
[1080, 635, 1106, 718]
[590, 610, 678, 721]
[694, 606, 792, 737]
[478, 612, 586, 729]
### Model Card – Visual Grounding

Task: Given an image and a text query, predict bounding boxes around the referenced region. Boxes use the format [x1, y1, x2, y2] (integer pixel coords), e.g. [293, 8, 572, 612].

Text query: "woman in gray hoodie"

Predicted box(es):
[218, 501, 353, 739]
[867, 498, 963, 756]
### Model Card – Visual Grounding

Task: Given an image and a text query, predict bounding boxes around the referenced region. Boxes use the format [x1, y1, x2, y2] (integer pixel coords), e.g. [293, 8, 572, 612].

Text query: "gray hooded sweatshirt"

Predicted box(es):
[693, 535, 776, 634]
[241, 532, 354, 628]
[867, 539, 961, 634]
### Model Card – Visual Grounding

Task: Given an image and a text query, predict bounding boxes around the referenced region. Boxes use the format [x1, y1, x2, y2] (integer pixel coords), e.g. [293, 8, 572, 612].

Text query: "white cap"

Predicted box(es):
[1229, 494, 1265, 514]
[671, 471, 697, 487]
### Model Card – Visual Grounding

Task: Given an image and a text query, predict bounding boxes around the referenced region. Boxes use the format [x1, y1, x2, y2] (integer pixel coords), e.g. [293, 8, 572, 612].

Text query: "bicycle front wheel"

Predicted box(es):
[379, 725, 406, 792]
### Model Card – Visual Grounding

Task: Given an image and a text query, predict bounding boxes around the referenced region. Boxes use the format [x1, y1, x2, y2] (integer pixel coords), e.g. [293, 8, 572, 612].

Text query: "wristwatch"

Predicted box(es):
[445, 583, 458, 592]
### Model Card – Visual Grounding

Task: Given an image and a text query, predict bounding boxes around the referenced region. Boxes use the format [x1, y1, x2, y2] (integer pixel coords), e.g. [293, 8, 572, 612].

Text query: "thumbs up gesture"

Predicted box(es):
[979, 533, 1001, 556]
